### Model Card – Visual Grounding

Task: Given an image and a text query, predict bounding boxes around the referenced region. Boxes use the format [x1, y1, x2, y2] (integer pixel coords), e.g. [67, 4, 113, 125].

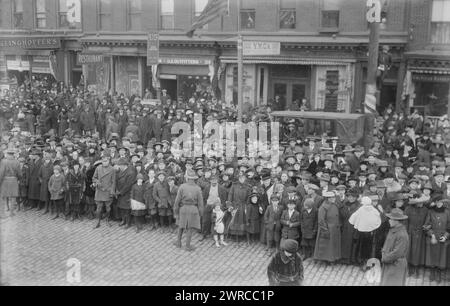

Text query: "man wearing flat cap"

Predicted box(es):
[267, 239, 304, 286]
[380, 208, 409, 286]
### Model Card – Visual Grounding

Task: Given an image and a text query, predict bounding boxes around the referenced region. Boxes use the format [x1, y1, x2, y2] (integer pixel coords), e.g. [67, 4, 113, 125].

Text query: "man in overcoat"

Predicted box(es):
[27, 150, 42, 209]
[92, 156, 116, 229]
[115, 158, 137, 228]
[173, 169, 204, 251]
[380, 208, 409, 286]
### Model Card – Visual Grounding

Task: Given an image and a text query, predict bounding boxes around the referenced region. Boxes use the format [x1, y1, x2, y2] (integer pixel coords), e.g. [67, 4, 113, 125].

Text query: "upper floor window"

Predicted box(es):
[127, 0, 142, 30]
[194, 0, 209, 30]
[35, 0, 46, 28]
[279, 0, 296, 29]
[59, 0, 81, 29]
[431, 0, 450, 44]
[161, 0, 174, 30]
[240, 10, 255, 29]
[13, 0, 24, 28]
[321, 0, 340, 30]
[98, 0, 112, 31]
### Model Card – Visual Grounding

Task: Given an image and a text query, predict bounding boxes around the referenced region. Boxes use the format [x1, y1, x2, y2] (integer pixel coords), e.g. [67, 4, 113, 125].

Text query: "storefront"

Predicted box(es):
[404, 53, 450, 117]
[222, 57, 355, 113]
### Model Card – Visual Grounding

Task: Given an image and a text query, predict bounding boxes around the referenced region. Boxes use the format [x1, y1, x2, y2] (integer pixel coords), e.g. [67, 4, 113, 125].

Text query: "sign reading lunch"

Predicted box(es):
[243, 41, 280, 56]
[0, 37, 61, 49]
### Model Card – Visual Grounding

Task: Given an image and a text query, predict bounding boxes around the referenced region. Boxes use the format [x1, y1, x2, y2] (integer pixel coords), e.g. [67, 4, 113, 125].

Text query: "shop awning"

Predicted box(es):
[220, 56, 355, 65]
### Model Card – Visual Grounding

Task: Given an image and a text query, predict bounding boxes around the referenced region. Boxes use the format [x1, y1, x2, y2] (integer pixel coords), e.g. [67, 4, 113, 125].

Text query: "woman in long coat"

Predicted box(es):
[227, 173, 251, 241]
[39, 156, 53, 212]
[314, 193, 341, 263]
[423, 199, 450, 283]
[66, 162, 85, 221]
[404, 198, 428, 277]
[27, 152, 42, 208]
[246, 192, 262, 242]
[339, 192, 360, 264]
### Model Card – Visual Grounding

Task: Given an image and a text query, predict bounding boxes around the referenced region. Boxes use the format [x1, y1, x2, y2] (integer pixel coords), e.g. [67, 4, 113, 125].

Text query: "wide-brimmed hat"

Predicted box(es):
[385, 208, 408, 220]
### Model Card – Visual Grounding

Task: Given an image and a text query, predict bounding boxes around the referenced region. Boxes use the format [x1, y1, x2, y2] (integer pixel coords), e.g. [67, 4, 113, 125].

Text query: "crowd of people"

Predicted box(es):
[0, 78, 450, 286]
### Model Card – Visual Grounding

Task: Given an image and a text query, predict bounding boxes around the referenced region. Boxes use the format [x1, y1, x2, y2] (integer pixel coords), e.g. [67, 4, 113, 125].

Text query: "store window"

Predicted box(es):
[35, 0, 46, 28]
[194, 0, 209, 30]
[127, 0, 142, 31]
[13, 0, 24, 29]
[161, 0, 174, 30]
[98, 0, 112, 31]
[59, 0, 82, 29]
[279, 0, 296, 29]
[431, 0, 450, 44]
[321, 0, 340, 30]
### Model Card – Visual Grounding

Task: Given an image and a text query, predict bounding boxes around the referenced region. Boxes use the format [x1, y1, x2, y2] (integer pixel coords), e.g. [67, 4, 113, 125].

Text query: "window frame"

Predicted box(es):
[160, 0, 174, 30]
[13, 0, 24, 29]
[320, 9, 340, 32]
[127, 0, 143, 31]
[279, 8, 296, 30]
[58, 0, 82, 30]
[429, 0, 450, 44]
[240, 9, 256, 30]
[35, 0, 47, 29]
[98, 0, 112, 31]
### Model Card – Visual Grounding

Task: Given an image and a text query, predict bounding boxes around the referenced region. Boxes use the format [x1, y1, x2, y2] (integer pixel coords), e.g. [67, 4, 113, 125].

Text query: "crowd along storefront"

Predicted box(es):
[404, 52, 450, 117]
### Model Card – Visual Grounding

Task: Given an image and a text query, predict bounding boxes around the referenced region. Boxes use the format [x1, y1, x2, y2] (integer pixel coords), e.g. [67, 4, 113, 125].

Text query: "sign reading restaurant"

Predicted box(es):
[77, 53, 104, 65]
[0, 37, 61, 49]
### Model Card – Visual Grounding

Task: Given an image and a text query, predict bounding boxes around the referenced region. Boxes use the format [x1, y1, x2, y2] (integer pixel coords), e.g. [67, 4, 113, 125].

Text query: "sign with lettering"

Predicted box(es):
[158, 58, 211, 65]
[243, 41, 280, 56]
[412, 74, 450, 83]
[0, 37, 61, 50]
[77, 53, 104, 65]
[147, 33, 159, 66]
[141, 99, 161, 106]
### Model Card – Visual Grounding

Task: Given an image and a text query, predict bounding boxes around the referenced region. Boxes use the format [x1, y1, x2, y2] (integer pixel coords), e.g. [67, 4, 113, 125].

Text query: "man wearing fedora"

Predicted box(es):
[380, 208, 409, 286]
[173, 169, 204, 251]
[92, 155, 116, 229]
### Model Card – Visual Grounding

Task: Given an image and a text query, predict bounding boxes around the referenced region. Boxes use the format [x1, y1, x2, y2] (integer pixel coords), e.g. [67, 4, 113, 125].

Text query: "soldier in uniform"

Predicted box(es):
[92, 155, 116, 229]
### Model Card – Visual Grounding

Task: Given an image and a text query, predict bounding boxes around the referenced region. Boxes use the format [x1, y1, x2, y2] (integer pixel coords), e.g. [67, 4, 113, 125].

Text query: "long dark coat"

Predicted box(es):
[27, 158, 42, 200]
[424, 207, 450, 269]
[339, 200, 360, 262]
[314, 200, 342, 262]
[173, 181, 204, 230]
[245, 200, 262, 234]
[404, 205, 428, 266]
[380, 223, 409, 286]
[153, 180, 171, 209]
[131, 183, 147, 216]
[92, 164, 116, 202]
[144, 178, 157, 211]
[228, 181, 251, 236]
[116, 166, 137, 210]
[66, 169, 85, 205]
[39, 161, 53, 202]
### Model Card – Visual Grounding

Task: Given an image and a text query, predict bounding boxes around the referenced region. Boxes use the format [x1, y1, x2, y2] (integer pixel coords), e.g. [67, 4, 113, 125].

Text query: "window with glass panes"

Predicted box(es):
[98, 0, 112, 31]
[128, 0, 142, 30]
[240, 0, 256, 30]
[279, 0, 296, 29]
[194, 0, 209, 30]
[431, 0, 450, 44]
[59, 0, 81, 29]
[13, 0, 24, 28]
[161, 0, 174, 30]
[321, 0, 340, 29]
[35, 0, 46, 28]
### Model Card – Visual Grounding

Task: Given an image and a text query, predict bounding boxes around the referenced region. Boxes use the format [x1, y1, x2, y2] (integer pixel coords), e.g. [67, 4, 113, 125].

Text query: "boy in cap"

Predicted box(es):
[47, 165, 66, 220]
[153, 170, 172, 232]
[267, 239, 304, 286]
[299, 198, 318, 259]
[131, 173, 147, 233]
[264, 194, 283, 254]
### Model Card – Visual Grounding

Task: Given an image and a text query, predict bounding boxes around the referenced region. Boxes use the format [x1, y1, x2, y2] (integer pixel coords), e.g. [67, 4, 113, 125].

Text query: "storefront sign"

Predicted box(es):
[158, 58, 211, 65]
[243, 41, 280, 56]
[77, 53, 104, 65]
[412, 74, 450, 83]
[0, 37, 61, 50]
[147, 33, 159, 66]
[6, 60, 30, 71]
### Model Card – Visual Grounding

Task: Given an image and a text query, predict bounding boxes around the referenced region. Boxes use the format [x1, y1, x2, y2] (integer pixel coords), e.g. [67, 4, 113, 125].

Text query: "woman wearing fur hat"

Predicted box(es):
[267, 239, 304, 286]
[131, 173, 147, 233]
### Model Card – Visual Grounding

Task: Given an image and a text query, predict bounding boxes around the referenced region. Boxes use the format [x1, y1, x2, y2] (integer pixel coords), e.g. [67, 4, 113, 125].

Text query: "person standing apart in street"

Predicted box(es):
[116, 158, 136, 229]
[267, 239, 304, 286]
[92, 155, 116, 229]
[173, 169, 204, 251]
[47, 165, 66, 220]
[380, 208, 410, 286]
[0, 148, 21, 215]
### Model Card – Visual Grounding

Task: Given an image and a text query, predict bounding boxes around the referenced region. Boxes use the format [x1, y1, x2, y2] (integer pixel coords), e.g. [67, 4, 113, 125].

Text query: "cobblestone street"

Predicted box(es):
[1, 209, 448, 286]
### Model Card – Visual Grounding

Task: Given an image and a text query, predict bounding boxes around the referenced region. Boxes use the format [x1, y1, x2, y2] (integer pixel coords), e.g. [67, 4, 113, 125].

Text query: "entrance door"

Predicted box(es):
[273, 81, 307, 110]
[159, 78, 177, 100]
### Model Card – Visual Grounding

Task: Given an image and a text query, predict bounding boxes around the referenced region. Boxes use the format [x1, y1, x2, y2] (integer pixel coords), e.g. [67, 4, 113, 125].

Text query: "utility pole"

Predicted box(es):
[364, 0, 381, 150]
[237, 0, 243, 121]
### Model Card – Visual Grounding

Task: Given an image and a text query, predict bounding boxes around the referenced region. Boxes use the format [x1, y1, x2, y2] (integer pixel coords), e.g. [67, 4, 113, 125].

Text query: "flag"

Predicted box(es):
[49, 52, 59, 81]
[187, 0, 229, 37]
[66, 0, 81, 24]
[401, 70, 412, 100]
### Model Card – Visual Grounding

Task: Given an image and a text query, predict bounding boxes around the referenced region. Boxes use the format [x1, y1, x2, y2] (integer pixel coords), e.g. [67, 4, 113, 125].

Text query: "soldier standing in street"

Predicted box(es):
[92, 155, 116, 229]
[173, 169, 204, 251]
